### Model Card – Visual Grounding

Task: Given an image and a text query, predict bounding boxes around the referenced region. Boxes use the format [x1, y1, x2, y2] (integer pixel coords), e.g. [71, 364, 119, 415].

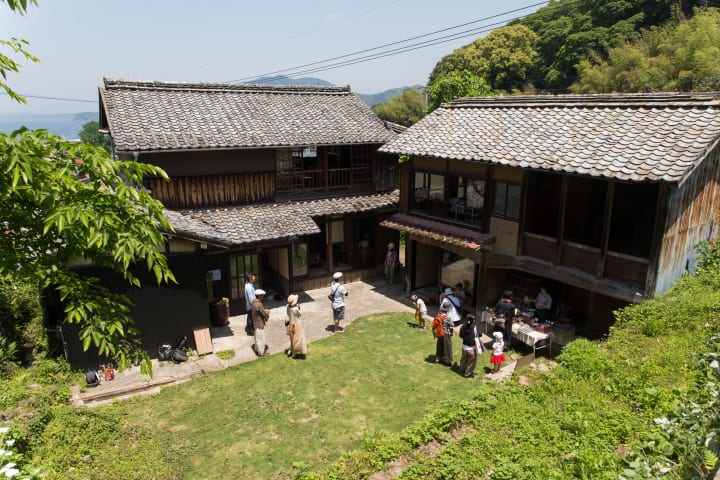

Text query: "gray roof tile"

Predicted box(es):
[100, 79, 397, 152]
[379, 93, 720, 183]
[165, 190, 399, 246]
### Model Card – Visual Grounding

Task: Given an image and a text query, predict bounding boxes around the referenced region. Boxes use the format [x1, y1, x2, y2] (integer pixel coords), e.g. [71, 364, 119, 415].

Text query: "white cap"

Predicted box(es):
[444, 287, 452, 294]
[388, 242, 395, 248]
[255, 289, 266, 296]
[333, 272, 343, 280]
[493, 331, 503, 339]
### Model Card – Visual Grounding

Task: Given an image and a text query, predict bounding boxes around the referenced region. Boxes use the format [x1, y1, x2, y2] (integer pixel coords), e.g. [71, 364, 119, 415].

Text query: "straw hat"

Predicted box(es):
[333, 272, 343, 280]
[287, 294, 298, 306]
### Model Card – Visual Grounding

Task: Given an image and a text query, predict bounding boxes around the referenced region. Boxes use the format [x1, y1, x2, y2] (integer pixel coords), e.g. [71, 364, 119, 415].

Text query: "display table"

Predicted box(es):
[481, 310, 553, 355]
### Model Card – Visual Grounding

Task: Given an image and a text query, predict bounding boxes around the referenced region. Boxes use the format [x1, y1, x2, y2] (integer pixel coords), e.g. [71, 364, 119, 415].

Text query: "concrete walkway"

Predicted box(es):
[73, 277, 417, 406]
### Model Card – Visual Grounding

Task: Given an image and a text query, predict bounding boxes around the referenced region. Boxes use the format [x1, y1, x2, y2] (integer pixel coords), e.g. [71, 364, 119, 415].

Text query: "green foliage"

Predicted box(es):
[0, 0, 39, 103]
[78, 121, 111, 153]
[430, 24, 539, 92]
[556, 337, 611, 379]
[426, 70, 492, 112]
[0, 278, 45, 364]
[572, 8, 720, 93]
[0, 128, 176, 374]
[32, 405, 174, 480]
[371, 88, 425, 127]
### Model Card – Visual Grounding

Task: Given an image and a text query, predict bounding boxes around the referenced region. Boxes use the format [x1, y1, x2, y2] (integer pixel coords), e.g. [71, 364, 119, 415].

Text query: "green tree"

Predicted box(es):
[372, 88, 426, 127]
[0, 0, 175, 375]
[571, 9, 720, 93]
[0, 0, 39, 103]
[429, 24, 538, 92]
[79, 120, 111, 153]
[426, 70, 492, 112]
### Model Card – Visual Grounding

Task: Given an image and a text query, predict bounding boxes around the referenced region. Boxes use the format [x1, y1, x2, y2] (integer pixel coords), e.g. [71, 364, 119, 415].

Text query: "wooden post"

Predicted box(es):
[555, 175, 569, 265]
[597, 180, 615, 278]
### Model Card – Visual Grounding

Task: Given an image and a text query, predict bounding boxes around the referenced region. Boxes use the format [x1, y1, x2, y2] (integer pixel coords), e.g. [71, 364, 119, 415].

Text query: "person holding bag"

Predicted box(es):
[458, 315, 479, 378]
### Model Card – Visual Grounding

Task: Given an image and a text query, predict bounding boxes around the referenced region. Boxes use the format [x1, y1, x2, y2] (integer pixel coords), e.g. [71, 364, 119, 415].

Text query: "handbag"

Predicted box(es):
[474, 326, 485, 353]
[328, 286, 338, 302]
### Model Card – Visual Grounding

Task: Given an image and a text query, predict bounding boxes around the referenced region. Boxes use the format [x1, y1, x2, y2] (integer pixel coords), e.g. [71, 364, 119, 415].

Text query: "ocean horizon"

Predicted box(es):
[0, 112, 96, 140]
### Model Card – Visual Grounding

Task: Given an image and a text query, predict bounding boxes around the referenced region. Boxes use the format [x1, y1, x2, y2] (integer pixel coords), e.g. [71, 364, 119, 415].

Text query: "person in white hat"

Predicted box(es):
[490, 331, 506, 374]
[251, 289, 270, 356]
[384, 242, 398, 285]
[286, 294, 306, 358]
[410, 294, 428, 329]
[329, 272, 348, 333]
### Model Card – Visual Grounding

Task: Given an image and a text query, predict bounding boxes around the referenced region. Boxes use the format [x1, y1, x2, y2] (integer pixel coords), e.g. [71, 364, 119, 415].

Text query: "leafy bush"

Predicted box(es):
[0, 279, 45, 364]
[556, 338, 611, 379]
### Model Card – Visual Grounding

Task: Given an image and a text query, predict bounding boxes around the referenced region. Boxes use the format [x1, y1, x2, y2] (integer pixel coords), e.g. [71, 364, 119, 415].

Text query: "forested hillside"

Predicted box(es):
[430, 0, 720, 94]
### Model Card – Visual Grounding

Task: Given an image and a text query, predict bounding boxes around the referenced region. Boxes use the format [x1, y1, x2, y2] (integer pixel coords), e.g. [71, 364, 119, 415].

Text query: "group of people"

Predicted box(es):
[242, 270, 353, 359]
[243, 272, 309, 359]
[411, 283, 553, 378]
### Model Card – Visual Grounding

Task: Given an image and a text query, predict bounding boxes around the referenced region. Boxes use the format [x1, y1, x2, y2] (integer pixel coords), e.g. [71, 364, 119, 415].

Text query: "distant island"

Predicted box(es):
[0, 78, 422, 139]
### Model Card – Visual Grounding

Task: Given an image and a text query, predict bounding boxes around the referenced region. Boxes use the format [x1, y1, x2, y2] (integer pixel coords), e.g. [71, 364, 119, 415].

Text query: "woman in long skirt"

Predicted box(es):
[286, 294, 307, 358]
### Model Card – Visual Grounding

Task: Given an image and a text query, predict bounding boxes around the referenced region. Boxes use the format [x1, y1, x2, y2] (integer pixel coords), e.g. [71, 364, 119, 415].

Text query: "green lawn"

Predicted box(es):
[121, 312, 489, 479]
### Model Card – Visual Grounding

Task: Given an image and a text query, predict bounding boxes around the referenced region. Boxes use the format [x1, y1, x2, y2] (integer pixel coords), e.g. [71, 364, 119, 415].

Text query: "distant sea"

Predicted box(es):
[0, 112, 96, 140]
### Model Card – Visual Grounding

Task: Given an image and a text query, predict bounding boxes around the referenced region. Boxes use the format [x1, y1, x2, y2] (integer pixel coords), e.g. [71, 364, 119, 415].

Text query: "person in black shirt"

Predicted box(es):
[492, 290, 516, 348]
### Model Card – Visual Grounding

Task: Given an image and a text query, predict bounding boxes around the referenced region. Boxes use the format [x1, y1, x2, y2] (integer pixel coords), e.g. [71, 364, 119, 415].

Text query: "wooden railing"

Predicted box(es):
[277, 167, 372, 194]
[521, 233, 648, 287]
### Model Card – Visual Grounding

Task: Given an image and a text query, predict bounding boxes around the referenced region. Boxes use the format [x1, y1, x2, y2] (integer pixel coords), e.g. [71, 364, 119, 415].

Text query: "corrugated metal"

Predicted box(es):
[656, 147, 720, 293]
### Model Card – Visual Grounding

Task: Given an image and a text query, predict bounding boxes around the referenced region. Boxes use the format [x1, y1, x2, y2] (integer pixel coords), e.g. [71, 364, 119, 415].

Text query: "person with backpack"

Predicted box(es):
[329, 272, 348, 333]
[439, 287, 462, 325]
[432, 308, 454, 366]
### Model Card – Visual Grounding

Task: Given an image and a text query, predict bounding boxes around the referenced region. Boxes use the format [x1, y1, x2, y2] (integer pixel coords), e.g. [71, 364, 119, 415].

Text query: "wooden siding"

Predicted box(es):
[147, 172, 275, 208]
[604, 252, 648, 288]
[656, 147, 720, 293]
[522, 233, 555, 262]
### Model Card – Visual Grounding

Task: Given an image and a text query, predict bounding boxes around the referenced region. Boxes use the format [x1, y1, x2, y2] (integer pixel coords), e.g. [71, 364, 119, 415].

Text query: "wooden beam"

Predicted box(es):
[645, 183, 669, 295]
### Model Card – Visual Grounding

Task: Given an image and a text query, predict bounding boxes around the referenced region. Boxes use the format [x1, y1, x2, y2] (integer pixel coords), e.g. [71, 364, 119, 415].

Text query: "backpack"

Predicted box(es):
[431, 313, 447, 338]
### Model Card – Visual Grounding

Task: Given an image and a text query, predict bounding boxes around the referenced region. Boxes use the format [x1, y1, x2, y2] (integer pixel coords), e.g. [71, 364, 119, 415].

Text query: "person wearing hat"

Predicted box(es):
[251, 289, 270, 356]
[490, 331, 506, 374]
[330, 272, 348, 333]
[410, 294, 428, 329]
[286, 294, 307, 358]
[439, 287, 461, 325]
[384, 242, 398, 285]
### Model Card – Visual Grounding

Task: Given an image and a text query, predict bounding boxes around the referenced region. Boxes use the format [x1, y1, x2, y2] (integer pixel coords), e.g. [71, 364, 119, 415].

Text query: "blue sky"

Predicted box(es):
[0, 0, 545, 114]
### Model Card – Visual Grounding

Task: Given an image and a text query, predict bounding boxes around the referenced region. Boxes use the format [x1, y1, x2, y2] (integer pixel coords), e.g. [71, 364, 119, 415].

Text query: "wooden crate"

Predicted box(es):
[193, 328, 214, 356]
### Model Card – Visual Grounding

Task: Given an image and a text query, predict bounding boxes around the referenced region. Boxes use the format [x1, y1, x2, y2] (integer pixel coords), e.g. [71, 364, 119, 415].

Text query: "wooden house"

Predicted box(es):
[379, 93, 720, 338]
[54, 79, 400, 367]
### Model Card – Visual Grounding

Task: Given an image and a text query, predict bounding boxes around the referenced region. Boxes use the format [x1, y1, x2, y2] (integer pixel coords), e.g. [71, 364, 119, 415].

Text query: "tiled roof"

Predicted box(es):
[100, 79, 397, 152]
[380, 213, 495, 251]
[165, 190, 399, 247]
[379, 92, 720, 183]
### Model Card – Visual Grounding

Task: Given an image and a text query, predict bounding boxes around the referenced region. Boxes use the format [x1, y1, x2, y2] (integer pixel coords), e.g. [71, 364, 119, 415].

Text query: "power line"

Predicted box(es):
[228, 1, 548, 83]
[0, 91, 97, 104]
[268, 20, 513, 80]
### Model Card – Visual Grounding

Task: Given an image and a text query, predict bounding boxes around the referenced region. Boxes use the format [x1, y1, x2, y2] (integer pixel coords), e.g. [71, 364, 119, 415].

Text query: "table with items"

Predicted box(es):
[481, 308, 553, 355]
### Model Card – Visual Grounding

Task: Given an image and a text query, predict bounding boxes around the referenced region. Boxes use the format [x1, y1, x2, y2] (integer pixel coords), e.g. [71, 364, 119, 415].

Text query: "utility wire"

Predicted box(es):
[0, 91, 97, 104]
[271, 19, 512, 80]
[228, 1, 548, 83]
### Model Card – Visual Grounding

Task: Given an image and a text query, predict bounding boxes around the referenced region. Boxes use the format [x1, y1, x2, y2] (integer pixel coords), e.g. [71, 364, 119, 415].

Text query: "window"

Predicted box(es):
[413, 172, 445, 214]
[493, 181, 521, 220]
[292, 243, 307, 276]
[229, 254, 260, 300]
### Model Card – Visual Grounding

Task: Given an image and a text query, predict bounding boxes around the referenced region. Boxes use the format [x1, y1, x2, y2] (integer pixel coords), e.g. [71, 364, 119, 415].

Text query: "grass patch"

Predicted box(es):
[216, 349, 235, 360]
[119, 312, 485, 478]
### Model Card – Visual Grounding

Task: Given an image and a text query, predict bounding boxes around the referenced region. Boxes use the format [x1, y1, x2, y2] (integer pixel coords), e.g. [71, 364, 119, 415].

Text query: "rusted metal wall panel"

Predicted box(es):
[657, 148, 720, 293]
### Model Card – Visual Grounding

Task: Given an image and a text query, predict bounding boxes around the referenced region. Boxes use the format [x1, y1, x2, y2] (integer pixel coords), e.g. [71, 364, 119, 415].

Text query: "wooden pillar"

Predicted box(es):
[555, 175, 569, 264]
[597, 180, 615, 278]
[645, 184, 669, 296]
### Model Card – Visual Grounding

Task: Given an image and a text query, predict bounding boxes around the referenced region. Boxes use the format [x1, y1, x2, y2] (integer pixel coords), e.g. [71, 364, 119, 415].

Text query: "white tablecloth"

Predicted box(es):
[481, 310, 553, 351]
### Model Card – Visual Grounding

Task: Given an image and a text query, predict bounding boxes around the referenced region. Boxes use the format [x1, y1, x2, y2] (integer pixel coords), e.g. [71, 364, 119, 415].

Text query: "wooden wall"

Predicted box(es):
[147, 172, 275, 208]
[656, 148, 720, 293]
